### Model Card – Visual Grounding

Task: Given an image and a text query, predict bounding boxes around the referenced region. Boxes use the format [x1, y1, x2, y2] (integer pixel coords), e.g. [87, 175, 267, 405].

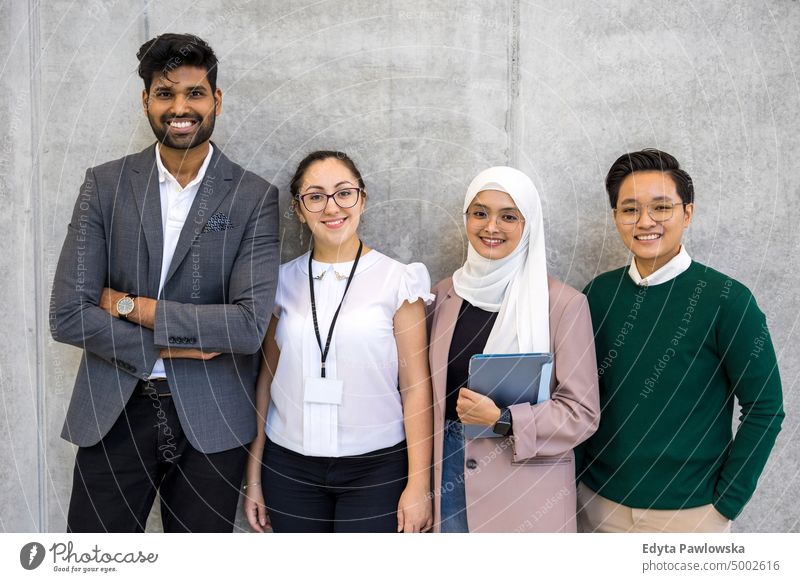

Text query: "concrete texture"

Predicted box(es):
[1, 0, 41, 533]
[1, 0, 797, 532]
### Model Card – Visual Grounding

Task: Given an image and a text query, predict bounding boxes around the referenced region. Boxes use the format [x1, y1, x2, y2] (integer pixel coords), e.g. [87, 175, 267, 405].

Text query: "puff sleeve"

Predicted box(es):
[396, 262, 435, 310]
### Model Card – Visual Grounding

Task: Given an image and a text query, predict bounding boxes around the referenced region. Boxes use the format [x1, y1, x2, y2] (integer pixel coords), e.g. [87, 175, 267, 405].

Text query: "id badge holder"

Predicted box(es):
[304, 377, 343, 405]
[303, 377, 343, 456]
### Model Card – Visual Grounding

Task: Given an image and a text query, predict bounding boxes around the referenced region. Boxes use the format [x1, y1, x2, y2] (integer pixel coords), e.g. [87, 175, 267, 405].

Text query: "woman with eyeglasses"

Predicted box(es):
[243, 150, 434, 533]
[428, 166, 600, 532]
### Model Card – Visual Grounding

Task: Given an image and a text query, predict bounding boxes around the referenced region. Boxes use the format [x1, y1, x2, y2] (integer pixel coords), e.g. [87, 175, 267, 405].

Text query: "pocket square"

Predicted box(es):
[202, 212, 233, 233]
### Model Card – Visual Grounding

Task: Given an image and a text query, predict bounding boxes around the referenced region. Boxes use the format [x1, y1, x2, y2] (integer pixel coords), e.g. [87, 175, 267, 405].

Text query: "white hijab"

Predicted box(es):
[452, 166, 550, 354]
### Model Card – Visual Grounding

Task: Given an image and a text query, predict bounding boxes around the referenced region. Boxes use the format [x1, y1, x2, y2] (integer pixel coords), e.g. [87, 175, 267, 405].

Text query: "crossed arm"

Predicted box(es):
[50, 168, 161, 375]
[50, 168, 279, 373]
[97, 289, 217, 360]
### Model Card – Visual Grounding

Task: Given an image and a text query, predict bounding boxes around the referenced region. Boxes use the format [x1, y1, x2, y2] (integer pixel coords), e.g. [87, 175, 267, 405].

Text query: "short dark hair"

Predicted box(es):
[290, 150, 366, 198]
[605, 149, 694, 208]
[136, 33, 218, 93]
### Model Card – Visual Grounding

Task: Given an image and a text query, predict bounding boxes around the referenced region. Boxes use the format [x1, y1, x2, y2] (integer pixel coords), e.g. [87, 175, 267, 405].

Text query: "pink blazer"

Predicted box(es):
[429, 276, 600, 532]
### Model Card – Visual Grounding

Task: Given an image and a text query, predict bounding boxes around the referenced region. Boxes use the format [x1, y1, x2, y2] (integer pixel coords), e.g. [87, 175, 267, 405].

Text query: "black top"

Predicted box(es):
[445, 300, 498, 422]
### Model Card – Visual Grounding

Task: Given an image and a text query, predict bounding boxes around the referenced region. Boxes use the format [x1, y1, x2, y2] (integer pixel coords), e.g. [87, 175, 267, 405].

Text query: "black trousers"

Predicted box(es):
[67, 382, 248, 533]
[261, 437, 408, 533]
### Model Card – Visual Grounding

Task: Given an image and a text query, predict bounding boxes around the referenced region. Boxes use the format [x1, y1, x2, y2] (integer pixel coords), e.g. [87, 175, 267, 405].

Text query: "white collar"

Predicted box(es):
[628, 246, 692, 287]
[299, 249, 382, 278]
[155, 143, 214, 189]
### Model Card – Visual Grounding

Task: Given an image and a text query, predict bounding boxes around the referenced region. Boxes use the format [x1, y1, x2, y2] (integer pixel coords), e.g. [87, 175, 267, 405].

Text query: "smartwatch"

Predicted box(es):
[492, 407, 513, 436]
[116, 294, 137, 321]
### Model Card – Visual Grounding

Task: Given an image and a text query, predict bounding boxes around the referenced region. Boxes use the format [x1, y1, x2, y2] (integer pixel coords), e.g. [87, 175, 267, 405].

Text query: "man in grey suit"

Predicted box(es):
[50, 33, 279, 532]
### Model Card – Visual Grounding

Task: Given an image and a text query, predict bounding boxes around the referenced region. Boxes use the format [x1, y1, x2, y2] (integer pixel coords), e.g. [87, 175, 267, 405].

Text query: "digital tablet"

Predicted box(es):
[463, 352, 553, 439]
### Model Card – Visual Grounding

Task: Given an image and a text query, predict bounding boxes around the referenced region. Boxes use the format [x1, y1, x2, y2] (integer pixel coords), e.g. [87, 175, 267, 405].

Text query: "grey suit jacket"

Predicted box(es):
[50, 143, 279, 453]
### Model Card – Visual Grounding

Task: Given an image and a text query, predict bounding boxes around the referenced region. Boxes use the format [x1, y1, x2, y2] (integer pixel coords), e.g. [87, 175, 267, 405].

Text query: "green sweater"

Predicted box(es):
[580, 261, 784, 520]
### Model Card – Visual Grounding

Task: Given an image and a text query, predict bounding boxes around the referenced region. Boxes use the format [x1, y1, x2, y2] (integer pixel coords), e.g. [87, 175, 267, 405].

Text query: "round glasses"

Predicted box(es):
[296, 188, 362, 213]
[614, 202, 686, 225]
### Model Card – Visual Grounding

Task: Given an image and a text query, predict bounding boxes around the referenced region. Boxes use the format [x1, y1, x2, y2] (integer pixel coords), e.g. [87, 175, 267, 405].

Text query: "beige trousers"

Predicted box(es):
[577, 482, 732, 533]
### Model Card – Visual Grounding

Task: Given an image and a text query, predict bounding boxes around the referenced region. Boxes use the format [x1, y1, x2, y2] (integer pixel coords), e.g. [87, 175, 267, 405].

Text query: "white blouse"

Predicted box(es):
[266, 250, 434, 457]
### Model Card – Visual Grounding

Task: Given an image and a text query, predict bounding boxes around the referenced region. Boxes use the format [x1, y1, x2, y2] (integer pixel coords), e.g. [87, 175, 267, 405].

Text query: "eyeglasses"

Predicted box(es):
[297, 188, 362, 213]
[613, 202, 686, 225]
[465, 208, 525, 232]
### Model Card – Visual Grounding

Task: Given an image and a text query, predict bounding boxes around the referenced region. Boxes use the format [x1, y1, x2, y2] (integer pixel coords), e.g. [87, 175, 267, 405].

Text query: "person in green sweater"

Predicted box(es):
[577, 149, 784, 533]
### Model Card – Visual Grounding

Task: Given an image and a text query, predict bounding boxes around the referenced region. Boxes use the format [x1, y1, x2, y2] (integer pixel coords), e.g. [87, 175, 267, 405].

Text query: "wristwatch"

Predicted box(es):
[116, 294, 137, 321]
[492, 407, 513, 436]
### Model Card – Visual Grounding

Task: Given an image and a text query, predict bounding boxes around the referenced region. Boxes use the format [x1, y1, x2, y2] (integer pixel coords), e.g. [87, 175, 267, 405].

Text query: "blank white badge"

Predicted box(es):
[303, 377, 343, 456]
[303, 377, 343, 405]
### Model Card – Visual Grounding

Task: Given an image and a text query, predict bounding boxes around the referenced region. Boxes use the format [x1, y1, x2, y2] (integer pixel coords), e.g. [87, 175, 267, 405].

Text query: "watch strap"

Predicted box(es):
[493, 407, 513, 436]
[117, 293, 138, 321]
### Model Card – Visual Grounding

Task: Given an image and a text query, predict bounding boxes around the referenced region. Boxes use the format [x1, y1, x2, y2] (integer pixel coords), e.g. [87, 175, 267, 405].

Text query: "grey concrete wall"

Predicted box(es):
[1, 0, 40, 533]
[1, 0, 797, 532]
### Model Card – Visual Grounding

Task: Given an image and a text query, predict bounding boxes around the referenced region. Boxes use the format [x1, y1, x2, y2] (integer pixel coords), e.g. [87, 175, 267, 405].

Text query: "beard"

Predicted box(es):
[148, 110, 216, 150]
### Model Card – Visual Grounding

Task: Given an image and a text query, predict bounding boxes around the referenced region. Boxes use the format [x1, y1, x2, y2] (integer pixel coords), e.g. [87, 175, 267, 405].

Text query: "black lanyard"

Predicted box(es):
[308, 240, 363, 377]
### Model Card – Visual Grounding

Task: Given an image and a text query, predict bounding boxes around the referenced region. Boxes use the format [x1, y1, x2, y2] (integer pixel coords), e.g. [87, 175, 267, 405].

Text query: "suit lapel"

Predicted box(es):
[430, 282, 462, 417]
[128, 145, 164, 296]
[162, 145, 232, 288]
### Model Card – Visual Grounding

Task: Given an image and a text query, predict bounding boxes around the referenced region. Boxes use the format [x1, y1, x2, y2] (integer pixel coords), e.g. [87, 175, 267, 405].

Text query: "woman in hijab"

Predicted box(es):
[428, 166, 600, 532]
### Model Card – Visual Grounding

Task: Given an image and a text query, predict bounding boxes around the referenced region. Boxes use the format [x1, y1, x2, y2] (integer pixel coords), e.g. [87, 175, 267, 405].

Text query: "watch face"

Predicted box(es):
[117, 296, 135, 316]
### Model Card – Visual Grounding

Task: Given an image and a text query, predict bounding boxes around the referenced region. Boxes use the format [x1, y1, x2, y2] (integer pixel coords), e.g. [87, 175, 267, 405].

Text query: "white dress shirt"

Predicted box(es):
[149, 144, 214, 379]
[266, 250, 435, 457]
[628, 245, 692, 287]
